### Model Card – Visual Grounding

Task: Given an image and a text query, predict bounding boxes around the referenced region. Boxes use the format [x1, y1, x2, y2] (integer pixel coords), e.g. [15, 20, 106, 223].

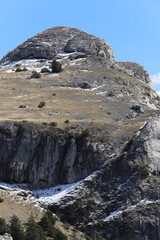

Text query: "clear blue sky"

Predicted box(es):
[0, 0, 160, 90]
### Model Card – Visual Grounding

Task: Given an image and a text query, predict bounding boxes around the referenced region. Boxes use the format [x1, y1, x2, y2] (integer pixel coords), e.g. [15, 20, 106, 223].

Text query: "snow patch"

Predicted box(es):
[33, 181, 82, 204]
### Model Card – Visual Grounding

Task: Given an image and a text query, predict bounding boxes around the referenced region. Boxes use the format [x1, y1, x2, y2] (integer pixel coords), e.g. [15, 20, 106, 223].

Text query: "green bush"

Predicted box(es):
[38, 101, 46, 108]
[138, 163, 149, 178]
[64, 120, 70, 125]
[30, 71, 41, 79]
[15, 67, 28, 72]
[51, 60, 63, 73]
[130, 105, 141, 112]
[0, 198, 4, 203]
[80, 128, 90, 139]
[41, 68, 50, 73]
[49, 122, 57, 127]
[81, 82, 90, 89]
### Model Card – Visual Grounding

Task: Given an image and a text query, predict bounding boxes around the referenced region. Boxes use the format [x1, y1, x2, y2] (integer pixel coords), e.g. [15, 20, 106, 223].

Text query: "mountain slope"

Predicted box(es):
[0, 26, 160, 240]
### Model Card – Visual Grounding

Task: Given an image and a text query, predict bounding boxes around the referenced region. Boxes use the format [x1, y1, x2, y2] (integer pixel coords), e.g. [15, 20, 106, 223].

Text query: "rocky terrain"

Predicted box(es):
[0, 26, 160, 239]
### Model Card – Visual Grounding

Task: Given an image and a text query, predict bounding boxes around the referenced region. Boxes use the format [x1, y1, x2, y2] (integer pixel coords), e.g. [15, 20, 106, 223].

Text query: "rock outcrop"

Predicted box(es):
[0, 234, 13, 240]
[116, 61, 151, 83]
[49, 115, 160, 240]
[0, 27, 114, 64]
[0, 122, 103, 186]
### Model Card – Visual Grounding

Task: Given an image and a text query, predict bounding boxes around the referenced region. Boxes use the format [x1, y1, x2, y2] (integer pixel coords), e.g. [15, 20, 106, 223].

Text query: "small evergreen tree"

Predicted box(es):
[51, 60, 63, 73]
[52, 227, 68, 240]
[39, 210, 56, 237]
[25, 216, 46, 240]
[0, 217, 9, 235]
[9, 215, 25, 240]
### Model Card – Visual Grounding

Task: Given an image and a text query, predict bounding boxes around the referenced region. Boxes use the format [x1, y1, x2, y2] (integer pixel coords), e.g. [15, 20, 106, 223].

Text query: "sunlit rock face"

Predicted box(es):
[0, 26, 114, 64]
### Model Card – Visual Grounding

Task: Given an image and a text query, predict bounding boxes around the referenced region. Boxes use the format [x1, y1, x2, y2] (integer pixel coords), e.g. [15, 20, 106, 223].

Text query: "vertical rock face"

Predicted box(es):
[0, 122, 101, 186]
[0, 26, 114, 64]
[116, 61, 151, 83]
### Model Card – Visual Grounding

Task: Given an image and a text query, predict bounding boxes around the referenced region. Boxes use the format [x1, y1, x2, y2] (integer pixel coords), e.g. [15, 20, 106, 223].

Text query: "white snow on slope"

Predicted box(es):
[33, 181, 82, 204]
[104, 199, 158, 222]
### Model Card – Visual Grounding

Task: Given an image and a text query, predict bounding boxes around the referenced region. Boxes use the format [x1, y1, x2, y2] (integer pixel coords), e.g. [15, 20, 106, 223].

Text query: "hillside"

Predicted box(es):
[0, 26, 160, 240]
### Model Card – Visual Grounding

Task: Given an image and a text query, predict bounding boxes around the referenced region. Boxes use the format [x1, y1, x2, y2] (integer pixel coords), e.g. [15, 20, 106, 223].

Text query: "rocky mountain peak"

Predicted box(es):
[0, 26, 114, 64]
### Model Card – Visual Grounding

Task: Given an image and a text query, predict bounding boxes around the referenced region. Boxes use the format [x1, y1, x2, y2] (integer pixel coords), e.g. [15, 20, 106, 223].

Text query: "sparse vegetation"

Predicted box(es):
[120, 216, 134, 233]
[19, 105, 26, 108]
[49, 122, 57, 127]
[81, 82, 90, 89]
[15, 67, 28, 72]
[79, 128, 90, 139]
[130, 105, 141, 112]
[38, 101, 46, 108]
[0, 212, 68, 240]
[138, 162, 149, 178]
[41, 68, 50, 73]
[51, 60, 63, 73]
[64, 120, 70, 125]
[30, 71, 41, 79]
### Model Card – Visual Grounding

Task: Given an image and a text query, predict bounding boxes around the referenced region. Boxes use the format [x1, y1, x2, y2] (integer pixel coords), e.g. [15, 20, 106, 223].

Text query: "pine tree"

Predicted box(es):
[51, 60, 63, 73]
[9, 215, 25, 240]
[25, 215, 46, 240]
[39, 210, 56, 237]
[0, 217, 9, 235]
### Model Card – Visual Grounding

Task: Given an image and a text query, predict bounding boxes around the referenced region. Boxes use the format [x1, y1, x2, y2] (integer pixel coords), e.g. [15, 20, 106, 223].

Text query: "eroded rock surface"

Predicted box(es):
[49, 115, 160, 240]
[0, 27, 114, 64]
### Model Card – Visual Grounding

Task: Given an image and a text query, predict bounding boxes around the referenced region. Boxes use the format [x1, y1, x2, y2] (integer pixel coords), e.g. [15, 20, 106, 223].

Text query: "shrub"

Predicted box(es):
[30, 71, 41, 79]
[19, 105, 26, 108]
[0, 198, 4, 203]
[38, 101, 46, 108]
[49, 122, 57, 127]
[42, 122, 48, 126]
[81, 82, 90, 89]
[130, 105, 141, 112]
[80, 128, 90, 139]
[120, 216, 134, 233]
[15, 67, 28, 72]
[52, 93, 56, 96]
[51, 60, 63, 73]
[64, 120, 70, 125]
[138, 163, 149, 178]
[41, 67, 50, 73]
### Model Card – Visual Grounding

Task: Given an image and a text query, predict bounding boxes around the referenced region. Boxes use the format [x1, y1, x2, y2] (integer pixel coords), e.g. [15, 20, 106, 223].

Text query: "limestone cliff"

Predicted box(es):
[0, 122, 103, 186]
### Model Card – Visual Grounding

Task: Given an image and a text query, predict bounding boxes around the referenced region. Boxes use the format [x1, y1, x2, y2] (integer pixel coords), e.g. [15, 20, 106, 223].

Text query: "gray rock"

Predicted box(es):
[116, 61, 151, 83]
[0, 234, 13, 240]
[0, 122, 103, 186]
[0, 27, 114, 64]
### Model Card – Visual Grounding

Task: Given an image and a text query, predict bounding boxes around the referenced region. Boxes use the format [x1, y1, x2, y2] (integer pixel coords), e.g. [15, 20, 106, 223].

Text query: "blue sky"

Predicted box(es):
[0, 0, 160, 90]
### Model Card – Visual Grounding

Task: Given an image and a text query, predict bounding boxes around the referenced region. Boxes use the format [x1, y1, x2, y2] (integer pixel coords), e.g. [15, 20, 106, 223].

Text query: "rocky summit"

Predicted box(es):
[0, 27, 160, 240]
